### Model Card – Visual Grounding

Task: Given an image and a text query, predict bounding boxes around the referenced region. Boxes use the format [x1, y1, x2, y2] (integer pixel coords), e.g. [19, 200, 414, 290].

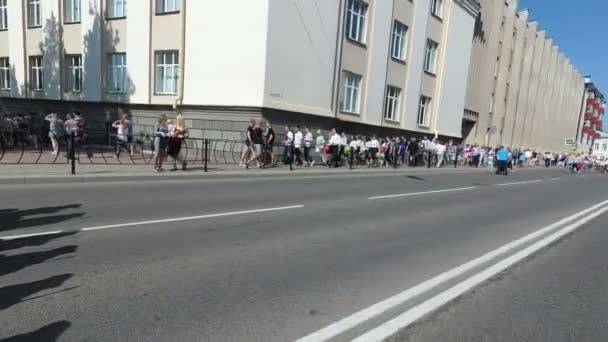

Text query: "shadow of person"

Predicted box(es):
[0, 320, 72, 342]
[0, 231, 79, 252]
[0, 274, 74, 311]
[0, 246, 78, 277]
[0, 204, 84, 232]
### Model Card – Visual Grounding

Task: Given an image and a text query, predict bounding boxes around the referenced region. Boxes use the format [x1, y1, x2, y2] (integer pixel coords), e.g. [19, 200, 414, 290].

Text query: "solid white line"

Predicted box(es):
[368, 187, 477, 200]
[0, 230, 66, 241]
[0, 205, 304, 240]
[296, 199, 608, 342]
[496, 179, 542, 187]
[353, 203, 608, 342]
[552, 178, 562, 181]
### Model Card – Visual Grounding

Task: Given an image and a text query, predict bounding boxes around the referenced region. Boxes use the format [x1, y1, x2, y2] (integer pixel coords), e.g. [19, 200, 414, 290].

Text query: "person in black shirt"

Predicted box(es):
[240, 119, 256, 167]
[250, 121, 264, 168]
[263, 121, 275, 166]
[408, 137, 419, 166]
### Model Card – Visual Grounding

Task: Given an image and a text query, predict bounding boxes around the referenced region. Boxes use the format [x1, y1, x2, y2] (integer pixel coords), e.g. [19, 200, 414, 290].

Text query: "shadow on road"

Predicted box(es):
[0, 231, 79, 252]
[406, 175, 425, 181]
[0, 274, 74, 310]
[0, 246, 78, 277]
[0, 204, 84, 233]
[0, 320, 72, 342]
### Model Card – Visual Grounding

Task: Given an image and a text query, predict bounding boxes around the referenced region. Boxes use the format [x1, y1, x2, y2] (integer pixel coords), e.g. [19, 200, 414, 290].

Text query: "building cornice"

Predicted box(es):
[454, 0, 481, 17]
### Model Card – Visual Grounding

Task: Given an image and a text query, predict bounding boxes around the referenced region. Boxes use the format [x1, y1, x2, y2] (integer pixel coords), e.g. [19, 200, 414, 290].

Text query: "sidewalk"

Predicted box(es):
[0, 162, 494, 185]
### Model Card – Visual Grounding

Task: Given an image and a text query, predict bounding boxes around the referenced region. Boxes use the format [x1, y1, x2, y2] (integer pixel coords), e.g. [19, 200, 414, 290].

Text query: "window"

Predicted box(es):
[0, 0, 7, 30]
[29, 56, 43, 91]
[65, 55, 82, 92]
[28, 0, 41, 27]
[594, 143, 599, 150]
[157, 0, 180, 14]
[603, 144, 607, 151]
[340, 71, 361, 114]
[0, 57, 9, 90]
[345, 0, 367, 43]
[418, 96, 431, 127]
[107, 53, 127, 93]
[64, 0, 81, 23]
[384, 85, 401, 121]
[155, 51, 179, 94]
[391, 21, 408, 61]
[430, 0, 443, 18]
[108, 0, 127, 18]
[424, 40, 438, 74]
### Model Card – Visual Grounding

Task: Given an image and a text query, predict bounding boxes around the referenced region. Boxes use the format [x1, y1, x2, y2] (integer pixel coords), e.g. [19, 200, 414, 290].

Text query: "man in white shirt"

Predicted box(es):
[303, 127, 313, 166]
[293, 126, 304, 166]
[328, 128, 342, 167]
[283, 126, 294, 165]
[435, 141, 446, 167]
[425, 138, 436, 168]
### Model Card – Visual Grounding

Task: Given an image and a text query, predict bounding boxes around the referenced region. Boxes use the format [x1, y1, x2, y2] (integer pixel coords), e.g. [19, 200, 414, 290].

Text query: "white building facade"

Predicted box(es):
[0, 0, 480, 140]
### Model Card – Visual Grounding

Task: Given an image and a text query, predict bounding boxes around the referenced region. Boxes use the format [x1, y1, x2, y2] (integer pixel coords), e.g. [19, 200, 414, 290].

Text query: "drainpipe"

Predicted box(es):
[174, 0, 187, 111]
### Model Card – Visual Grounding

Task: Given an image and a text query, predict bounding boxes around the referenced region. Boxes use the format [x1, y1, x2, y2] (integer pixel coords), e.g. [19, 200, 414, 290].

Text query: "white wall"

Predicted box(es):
[183, 0, 269, 107]
[264, 0, 340, 117]
[81, 0, 102, 101]
[402, 0, 430, 130]
[434, 1, 475, 138]
[126, 0, 151, 103]
[7, 0, 25, 97]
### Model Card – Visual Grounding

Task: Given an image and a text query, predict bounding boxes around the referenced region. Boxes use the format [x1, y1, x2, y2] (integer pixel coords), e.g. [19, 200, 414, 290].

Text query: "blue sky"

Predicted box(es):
[519, 0, 608, 94]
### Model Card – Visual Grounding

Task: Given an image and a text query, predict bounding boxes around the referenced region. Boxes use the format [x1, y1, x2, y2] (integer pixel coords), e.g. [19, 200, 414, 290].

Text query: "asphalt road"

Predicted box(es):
[1, 167, 607, 341]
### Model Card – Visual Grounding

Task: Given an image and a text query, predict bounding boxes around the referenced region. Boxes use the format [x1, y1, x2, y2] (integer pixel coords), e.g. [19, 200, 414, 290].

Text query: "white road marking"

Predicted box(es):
[551, 178, 561, 181]
[368, 187, 477, 200]
[496, 179, 542, 186]
[0, 205, 304, 240]
[353, 202, 608, 342]
[297, 199, 608, 342]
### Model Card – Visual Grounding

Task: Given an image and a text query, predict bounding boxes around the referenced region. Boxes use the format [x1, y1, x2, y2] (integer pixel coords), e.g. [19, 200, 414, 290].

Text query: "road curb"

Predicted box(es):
[0, 167, 498, 185]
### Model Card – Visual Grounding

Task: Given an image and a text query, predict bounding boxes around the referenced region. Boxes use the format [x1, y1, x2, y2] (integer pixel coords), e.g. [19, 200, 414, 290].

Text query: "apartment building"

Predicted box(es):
[464, 0, 587, 152]
[578, 77, 605, 153]
[0, 0, 480, 140]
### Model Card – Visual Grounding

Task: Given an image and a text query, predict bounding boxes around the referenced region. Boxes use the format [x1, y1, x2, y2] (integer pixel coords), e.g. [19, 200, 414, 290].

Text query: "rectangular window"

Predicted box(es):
[424, 39, 438, 74]
[384, 85, 401, 121]
[28, 0, 42, 27]
[29, 56, 43, 91]
[65, 54, 82, 92]
[0, 0, 8, 30]
[340, 71, 361, 114]
[603, 144, 607, 151]
[391, 21, 408, 61]
[430, 0, 443, 17]
[594, 143, 599, 150]
[108, 0, 127, 18]
[155, 50, 179, 94]
[418, 95, 431, 127]
[65, 0, 81, 23]
[107, 53, 127, 93]
[157, 0, 180, 14]
[0, 57, 10, 90]
[345, 0, 367, 43]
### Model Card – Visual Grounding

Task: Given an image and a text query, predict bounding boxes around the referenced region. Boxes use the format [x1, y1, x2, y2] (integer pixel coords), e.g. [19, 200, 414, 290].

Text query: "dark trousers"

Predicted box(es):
[427, 151, 433, 168]
[304, 146, 311, 164]
[545, 159, 551, 168]
[496, 160, 508, 175]
[283, 145, 293, 164]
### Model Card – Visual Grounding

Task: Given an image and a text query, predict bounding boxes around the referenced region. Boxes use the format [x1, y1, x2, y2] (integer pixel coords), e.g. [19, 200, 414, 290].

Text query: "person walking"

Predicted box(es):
[304, 127, 313, 166]
[314, 129, 325, 167]
[112, 113, 133, 158]
[496, 145, 509, 176]
[240, 119, 256, 167]
[435, 140, 446, 167]
[293, 126, 304, 166]
[263, 121, 275, 166]
[328, 128, 342, 167]
[45, 113, 64, 155]
[283, 126, 294, 165]
[153, 114, 169, 172]
[249, 120, 264, 168]
[408, 137, 418, 166]
[166, 113, 188, 171]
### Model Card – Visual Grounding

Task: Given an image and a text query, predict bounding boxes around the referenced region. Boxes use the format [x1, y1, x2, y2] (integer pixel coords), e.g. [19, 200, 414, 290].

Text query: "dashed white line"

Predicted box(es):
[496, 179, 542, 187]
[353, 201, 608, 342]
[0, 205, 304, 240]
[297, 199, 608, 342]
[368, 187, 477, 200]
[551, 178, 562, 181]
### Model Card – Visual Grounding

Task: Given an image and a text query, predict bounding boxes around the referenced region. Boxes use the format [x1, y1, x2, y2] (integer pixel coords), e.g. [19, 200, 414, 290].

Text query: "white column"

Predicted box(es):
[42, 0, 61, 99]
[81, 0, 102, 101]
[7, 0, 26, 97]
[126, 0, 151, 103]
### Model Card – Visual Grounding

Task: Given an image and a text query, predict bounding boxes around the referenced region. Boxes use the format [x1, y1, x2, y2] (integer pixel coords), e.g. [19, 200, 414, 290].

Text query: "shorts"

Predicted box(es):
[254, 144, 263, 155]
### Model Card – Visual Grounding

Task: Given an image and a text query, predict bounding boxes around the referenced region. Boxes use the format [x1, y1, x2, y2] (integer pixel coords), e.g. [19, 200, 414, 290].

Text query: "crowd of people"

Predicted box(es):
[1, 112, 601, 175]
[237, 119, 598, 176]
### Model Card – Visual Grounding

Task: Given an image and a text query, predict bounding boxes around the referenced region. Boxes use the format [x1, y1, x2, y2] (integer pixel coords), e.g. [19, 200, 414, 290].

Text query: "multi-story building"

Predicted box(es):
[578, 77, 605, 153]
[465, 0, 587, 152]
[0, 0, 481, 141]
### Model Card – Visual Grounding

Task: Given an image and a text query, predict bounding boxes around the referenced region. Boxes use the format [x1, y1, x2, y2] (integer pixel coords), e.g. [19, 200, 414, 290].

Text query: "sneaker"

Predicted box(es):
[310, 161, 315, 167]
